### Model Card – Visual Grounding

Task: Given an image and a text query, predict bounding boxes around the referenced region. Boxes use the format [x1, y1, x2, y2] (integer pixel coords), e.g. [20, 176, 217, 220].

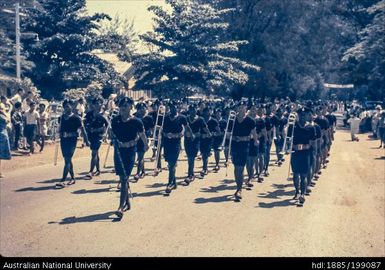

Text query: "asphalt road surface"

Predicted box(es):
[0, 129, 384, 257]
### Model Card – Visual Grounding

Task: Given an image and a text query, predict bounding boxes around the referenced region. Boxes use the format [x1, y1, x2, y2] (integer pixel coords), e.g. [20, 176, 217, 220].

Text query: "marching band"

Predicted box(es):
[50, 95, 337, 218]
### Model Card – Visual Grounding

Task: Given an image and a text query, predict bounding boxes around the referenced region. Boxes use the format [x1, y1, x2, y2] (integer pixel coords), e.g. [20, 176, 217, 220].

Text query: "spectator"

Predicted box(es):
[21, 91, 37, 112]
[11, 102, 23, 150]
[23, 101, 40, 155]
[0, 103, 11, 178]
[378, 111, 385, 148]
[10, 88, 24, 105]
[347, 113, 360, 142]
[372, 105, 382, 139]
[37, 103, 48, 152]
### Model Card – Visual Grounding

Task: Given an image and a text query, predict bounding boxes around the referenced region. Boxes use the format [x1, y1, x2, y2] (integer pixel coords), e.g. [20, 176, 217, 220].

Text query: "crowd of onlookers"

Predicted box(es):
[342, 101, 385, 146]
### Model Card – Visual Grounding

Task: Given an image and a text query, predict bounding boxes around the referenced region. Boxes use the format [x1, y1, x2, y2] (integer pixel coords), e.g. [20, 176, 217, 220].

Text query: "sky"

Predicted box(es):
[86, 0, 166, 34]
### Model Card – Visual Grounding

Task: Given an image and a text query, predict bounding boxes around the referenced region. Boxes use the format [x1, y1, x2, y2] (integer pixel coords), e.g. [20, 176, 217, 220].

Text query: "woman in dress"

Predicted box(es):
[0, 103, 12, 178]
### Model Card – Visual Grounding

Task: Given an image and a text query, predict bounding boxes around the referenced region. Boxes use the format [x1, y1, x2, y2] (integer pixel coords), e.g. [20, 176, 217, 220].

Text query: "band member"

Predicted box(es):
[255, 105, 267, 182]
[305, 109, 321, 194]
[208, 108, 223, 172]
[314, 106, 330, 170]
[325, 106, 337, 143]
[84, 97, 109, 180]
[199, 107, 213, 177]
[246, 103, 258, 187]
[111, 97, 148, 218]
[263, 103, 274, 176]
[55, 99, 89, 188]
[231, 100, 258, 200]
[162, 102, 192, 193]
[288, 107, 315, 204]
[184, 104, 205, 184]
[133, 102, 153, 181]
[272, 108, 287, 166]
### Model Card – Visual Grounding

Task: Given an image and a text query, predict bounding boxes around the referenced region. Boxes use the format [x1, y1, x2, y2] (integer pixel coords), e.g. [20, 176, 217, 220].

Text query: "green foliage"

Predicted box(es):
[22, 0, 127, 99]
[95, 14, 138, 62]
[343, 0, 385, 100]
[133, 0, 259, 98]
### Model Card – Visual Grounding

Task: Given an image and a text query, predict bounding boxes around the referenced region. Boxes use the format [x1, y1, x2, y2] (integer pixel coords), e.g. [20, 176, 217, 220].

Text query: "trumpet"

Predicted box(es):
[152, 105, 166, 175]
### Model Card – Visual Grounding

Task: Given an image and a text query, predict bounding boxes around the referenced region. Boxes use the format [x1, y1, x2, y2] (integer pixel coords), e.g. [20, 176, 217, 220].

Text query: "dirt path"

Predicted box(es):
[0, 130, 384, 257]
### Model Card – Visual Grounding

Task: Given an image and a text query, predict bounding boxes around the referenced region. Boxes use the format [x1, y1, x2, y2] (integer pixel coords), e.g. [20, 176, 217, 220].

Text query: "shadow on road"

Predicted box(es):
[15, 185, 56, 192]
[50, 211, 118, 224]
[94, 180, 119, 185]
[145, 182, 167, 188]
[72, 187, 112, 194]
[257, 183, 295, 208]
[258, 199, 294, 208]
[374, 156, 385, 160]
[194, 194, 233, 204]
[37, 177, 83, 184]
[132, 189, 164, 198]
[200, 184, 235, 193]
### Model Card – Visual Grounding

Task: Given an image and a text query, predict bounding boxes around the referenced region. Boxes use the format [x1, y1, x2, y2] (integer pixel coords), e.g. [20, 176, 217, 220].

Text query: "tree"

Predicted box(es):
[207, 0, 358, 99]
[22, 0, 127, 98]
[133, 0, 259, 98]
[343, 0, 385, 100]
[95, 14, 138, 62]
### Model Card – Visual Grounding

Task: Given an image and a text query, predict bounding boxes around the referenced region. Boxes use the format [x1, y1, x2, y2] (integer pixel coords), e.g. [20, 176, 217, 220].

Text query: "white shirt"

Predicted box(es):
[348, 117, 360, 134]
[11, 94, 22, 104]
[24, 110, 40, 125]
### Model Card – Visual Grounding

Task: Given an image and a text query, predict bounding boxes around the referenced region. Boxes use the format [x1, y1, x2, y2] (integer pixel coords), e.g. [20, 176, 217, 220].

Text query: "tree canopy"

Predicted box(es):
[133, 0, 259, 98]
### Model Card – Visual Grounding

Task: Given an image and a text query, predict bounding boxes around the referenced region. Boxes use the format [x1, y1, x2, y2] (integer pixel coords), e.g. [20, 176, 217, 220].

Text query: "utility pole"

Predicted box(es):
[15, 2, 21, 80]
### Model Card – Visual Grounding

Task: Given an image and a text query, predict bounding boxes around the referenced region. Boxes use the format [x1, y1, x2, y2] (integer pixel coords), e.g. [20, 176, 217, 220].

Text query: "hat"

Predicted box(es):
[63, 99, 74, 107]
[135, 102, 147, 110]
[296, 107, 311, 114]
[118, 97, 134, 107]
[376, 105, 382, 110]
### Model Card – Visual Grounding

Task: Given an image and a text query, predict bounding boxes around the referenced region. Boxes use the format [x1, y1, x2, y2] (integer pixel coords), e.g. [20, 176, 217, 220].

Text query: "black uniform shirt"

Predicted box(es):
[188, 116, 205, 134]
[60, 114, 82, 136]
[288, 122, 315, 145]
[163, 114, 188, 145]
[325, 114, 336, 127]
[233, 116, 255, 137]
[272, 115, 288, 132]
[163, 114, 188, 134]
[207, 118, 220, 133]
[232, 116, 255, 150]
[84, 111, 109, 139]
[219, 118, 227, 132]
[264, 115, 273, 131]
[313, 123, 322, 139]
[111, 115, 144, 143]
[314, 117, 330, 131]
[255, 117, 266, 134]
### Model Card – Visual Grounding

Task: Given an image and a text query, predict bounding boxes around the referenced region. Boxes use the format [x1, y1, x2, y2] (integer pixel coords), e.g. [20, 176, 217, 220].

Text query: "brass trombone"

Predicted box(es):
[220, 110, 237, 176]
[281, 112, 297, 156]
[152, 105, 166, 176]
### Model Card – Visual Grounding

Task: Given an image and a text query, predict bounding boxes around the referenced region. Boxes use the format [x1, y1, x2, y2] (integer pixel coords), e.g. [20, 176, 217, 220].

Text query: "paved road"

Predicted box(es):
[0, 129, 384, 257]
